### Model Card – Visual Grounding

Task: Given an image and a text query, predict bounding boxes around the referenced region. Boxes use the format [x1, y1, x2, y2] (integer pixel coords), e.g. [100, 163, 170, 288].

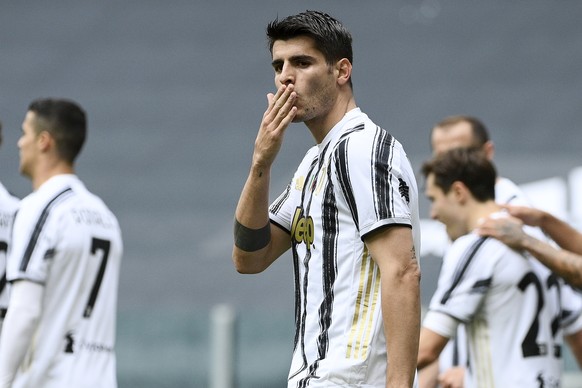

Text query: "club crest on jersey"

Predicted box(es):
[291, 207, 314, 250]
[295, 176, 305, 191]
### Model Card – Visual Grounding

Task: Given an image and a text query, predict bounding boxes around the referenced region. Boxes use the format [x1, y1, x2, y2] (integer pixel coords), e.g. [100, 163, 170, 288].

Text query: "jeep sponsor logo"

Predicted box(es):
[291, 207, 314, 250]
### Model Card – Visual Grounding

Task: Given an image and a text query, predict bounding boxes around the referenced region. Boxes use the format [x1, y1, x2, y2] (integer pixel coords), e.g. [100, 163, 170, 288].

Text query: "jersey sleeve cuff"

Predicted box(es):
[422, 310, 459, 339]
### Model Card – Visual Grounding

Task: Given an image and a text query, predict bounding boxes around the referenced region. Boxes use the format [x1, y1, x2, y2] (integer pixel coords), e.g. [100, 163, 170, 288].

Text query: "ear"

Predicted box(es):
[483, 140, 495, 161]
[336, 58, 352, 86]
[451, 181, 470, 204]
[37, 130, 53, 152]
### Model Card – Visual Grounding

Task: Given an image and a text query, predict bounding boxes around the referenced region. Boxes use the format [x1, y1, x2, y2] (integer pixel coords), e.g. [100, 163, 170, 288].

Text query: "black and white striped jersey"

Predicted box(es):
[424, 229, 562, 387]
[7, 175, 122, 388]
[270, 108, 420, 387]
[0, 182, 19, 319]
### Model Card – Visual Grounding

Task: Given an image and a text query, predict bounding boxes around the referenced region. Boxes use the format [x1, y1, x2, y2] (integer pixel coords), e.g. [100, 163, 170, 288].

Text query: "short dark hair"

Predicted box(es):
[433, 115, 490, 147]
[28, 98, 87, 164]
[267, 10, 353, 68]
[422, 147, 496, 202]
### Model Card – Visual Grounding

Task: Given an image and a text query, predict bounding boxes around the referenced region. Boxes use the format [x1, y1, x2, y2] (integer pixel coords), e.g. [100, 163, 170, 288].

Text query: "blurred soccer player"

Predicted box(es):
[420, 116, 582, 388]
[418, 148, 562, 387]
[0, 99, 123, 388]
[0, 121, 19, 335]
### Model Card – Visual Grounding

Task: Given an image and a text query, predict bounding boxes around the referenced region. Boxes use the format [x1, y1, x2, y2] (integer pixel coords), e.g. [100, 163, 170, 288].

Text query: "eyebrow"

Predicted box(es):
[271, 54, 316, 68]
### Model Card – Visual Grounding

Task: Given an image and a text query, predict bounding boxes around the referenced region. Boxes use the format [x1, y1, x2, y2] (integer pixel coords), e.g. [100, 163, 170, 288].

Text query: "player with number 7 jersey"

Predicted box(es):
[0, 98, 123, 388]
[3, 174, 122, 388]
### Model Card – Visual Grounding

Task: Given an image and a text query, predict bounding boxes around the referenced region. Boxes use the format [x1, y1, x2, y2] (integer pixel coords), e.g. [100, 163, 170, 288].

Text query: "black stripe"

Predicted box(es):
[269, 182, 292, 214]
[335, 139, 359, 228]
[504, 194, 518, 204]
[289, 156, 319, 381]
[440, 237, 489, 304]
[372, 127, 395, 220]
[298, 168, 340, 386]
[19, 188, 73, 272]
[0, 241, 7, 295]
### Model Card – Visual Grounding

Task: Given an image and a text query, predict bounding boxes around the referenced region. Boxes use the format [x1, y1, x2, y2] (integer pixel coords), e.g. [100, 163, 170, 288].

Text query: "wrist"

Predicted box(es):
[250, 161, 271, 179]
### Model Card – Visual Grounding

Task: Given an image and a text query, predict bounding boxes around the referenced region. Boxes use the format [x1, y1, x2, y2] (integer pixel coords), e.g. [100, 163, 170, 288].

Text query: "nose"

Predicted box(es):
[278, 63, 294, 86]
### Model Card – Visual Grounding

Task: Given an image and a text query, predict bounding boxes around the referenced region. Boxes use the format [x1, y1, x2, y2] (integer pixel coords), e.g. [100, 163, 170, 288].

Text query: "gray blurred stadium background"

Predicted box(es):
[1, 1, 581, 387]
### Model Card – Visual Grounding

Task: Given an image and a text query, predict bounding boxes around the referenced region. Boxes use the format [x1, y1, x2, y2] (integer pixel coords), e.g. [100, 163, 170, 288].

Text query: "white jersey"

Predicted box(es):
[424, 230, 562, 387]
[7, 175, 122, 388]
[438, 176, 582, 376]
[269, 108, 420, 387]
[0, 182, 19, 319]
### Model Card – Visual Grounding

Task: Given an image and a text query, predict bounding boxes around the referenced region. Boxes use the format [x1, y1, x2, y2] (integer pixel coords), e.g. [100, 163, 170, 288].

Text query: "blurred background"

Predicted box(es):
[1, 1, 581, 387]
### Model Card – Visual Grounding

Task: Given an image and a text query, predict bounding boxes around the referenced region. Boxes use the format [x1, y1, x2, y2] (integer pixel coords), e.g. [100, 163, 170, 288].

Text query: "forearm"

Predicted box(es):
[565, 330, 582, 368]
[383, 268, 421, 387]
[235, 163, 271, 228]
[417, 360, 438, 388]
[539, 212, 582, 255]
[232, 164, 274, 273]
[0, 282, 43, 387]
[521, 234, 582, 288]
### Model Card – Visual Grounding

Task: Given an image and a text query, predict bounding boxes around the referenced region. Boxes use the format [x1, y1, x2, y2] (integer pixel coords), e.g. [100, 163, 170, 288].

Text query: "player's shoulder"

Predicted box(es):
[495, 177, 531, 206]
[448, 233, 514, 265]
[0, 181, 19, 204]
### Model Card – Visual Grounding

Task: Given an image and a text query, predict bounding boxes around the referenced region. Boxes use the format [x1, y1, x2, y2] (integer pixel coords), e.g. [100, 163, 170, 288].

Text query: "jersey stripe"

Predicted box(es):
[346, 248, 381, 360]
[440, 237, 488, 305]
[372, 127, 396, 220]
[270, 182, 292, 215]
[334, 138, 359, 229]
[297, 171, 341, 386]
[19, 188, 73, 272]
[468, 317, 495, 387]
[290, 156, 320, 381]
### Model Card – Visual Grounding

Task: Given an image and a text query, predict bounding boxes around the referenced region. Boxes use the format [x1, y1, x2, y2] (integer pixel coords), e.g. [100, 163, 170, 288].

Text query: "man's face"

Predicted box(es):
[425, 173, 467, 241]
[271, 36, 338, 124]
[18, 111, 41, 178]
[431, 121, 475, 155]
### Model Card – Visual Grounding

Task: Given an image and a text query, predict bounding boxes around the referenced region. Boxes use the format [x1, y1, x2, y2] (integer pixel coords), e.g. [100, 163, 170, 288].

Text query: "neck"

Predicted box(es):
[466, 200, 501, 232]
[306, 94, 357, 144]
[31, 163, 75, 190]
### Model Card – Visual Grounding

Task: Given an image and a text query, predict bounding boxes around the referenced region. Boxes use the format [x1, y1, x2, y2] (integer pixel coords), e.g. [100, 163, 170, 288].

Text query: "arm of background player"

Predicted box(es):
[417, 327, 449, 370]
[478, 215, 582, 288]
[0, 280, 44, 387]
[232, 85, 296, 274]
[565, 330, 582, 369]
[502, 205, 582, 254]
[365, 225, 421, 388]
[531, 209, 582, 255]
[417, 360, 439, 388]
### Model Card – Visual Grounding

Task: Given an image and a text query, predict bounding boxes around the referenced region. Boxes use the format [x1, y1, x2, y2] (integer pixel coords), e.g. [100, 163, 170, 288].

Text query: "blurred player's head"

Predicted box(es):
[431, 115, 494, 160]
[422, 147, 497, 240]
[19, 98, 86, 179]
[267, 10, 353, 88]
[25, 98, 86, 163]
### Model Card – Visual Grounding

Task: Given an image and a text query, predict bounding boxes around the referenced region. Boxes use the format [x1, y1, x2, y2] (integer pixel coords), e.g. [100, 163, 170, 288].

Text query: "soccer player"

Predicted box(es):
[418, 147, 562, 387]
[0, 98, 123, 388]
[420, 115, 582, 387]
[0, 121, 20, 335]
[232, 11, 421, 388]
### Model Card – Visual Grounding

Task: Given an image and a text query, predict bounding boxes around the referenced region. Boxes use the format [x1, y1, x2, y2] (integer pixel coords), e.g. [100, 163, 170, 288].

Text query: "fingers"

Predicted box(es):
[264, 84, 297, 132]
[252, 85, 297, 168]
